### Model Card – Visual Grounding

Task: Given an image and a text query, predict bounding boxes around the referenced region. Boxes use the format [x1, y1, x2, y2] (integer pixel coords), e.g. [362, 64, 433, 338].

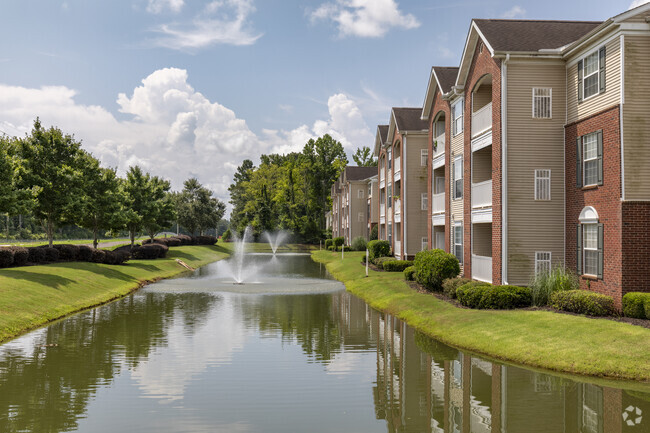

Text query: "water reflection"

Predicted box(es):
[0, 254, 647, 433]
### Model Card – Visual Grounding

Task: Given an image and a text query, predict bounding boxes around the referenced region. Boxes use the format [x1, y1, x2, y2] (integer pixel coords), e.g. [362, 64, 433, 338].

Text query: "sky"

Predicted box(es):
[0, 0, 645, 215]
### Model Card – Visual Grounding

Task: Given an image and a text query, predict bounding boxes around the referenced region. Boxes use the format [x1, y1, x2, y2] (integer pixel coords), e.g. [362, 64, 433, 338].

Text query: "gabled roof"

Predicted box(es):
[421, 66, 459, 120]
[374, 124, 389, 156]
[344, 166, 378, 182]
[386, 108, 428, 144]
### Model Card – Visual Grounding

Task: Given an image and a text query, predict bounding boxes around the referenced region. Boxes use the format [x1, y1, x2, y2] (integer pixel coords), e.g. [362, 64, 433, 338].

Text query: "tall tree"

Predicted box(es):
[228, 159, 254, 234]
[0, 136, 29, 217]
[352, 146, 377, 167]
[176, 178, 226, 235]
[14, 119, 86, 246]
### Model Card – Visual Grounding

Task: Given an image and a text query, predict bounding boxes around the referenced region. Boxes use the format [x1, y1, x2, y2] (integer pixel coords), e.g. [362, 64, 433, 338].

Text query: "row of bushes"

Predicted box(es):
[142, 234, 217, 247]
[0, 244, 131, 268]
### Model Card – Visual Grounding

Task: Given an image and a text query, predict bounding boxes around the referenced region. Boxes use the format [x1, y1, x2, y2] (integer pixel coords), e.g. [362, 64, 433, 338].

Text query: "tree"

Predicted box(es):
[175, 178, 226, 235]
[352, 146, 377, 167]
[0, 136, 28, 217]
[78, 156, 125, 248]
[228, 159, 254, 234]
[14, 119, 86, 246]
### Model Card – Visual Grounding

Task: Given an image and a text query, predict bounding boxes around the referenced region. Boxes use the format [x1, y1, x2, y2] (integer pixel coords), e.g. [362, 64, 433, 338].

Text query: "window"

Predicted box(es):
[357, 212, 364, 222]
[578, 47, 606, 101]
[357, 189, 364, 199]
[388, 222, 392, 245]
[421, 193, 428, 211]
[454, 223, 463, 264]
[453, 156, 463, 199]
[452, 98, 464, 136]
[583, 224, 599, 276]
[368, 184, 372, 197]
[576, 131, 603, 188]
[535, 252, 552, 275]
[421, 237, 428, 252]
[532, 88, 552, 118]
[421, 149, 428, 166]
[577, 207, 603, 278]
[535, 169, 551, 200]
[387, 149, 392, 170]
[387, 185, 392, 208]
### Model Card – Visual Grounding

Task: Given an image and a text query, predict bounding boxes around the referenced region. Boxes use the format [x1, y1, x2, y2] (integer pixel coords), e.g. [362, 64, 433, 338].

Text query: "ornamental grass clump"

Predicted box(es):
[382, 260, 413, 272]
[622, 292, 650, 319]
[528, 266, 579, 306]
[350, 236, 367, 252]
[413, 249, 460, 292]
[549, 290, 616, 316]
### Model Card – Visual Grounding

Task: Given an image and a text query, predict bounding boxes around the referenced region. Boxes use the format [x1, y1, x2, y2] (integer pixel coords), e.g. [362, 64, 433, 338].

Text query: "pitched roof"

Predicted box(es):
[345, 166, 378, 181]
[432, 66, 459, 93]
[393, 107, 428, 132]
[377, 125, 389, 145]
[474, 19, 602, 52]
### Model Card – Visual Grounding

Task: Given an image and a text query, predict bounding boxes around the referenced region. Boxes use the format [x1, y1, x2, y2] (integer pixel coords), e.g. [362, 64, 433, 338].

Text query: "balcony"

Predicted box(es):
[394, 157, 401, 182]
[394, 240, 401, 257]
[432, 192, 445, 214]
[380, 206, 385, 217]
[472, 255, 492, 283]
[433, 133, 445, 158]
[471, 180, 492, 209]
[393, 199, 401, 223]
[471, 102, 492, 138]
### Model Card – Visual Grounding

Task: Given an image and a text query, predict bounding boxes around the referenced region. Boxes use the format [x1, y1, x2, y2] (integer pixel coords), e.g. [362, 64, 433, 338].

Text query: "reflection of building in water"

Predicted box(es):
[360, 305, 648, 433]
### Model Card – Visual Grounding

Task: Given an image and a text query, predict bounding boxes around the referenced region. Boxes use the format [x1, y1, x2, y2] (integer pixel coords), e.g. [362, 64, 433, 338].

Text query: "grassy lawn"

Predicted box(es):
[312, 250, 650, 383]
[0, 244, 230, 344]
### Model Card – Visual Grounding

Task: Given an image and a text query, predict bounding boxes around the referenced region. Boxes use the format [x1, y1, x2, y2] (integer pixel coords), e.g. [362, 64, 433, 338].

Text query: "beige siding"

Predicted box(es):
[623, 35, 650, 200]
[369, 180, 378, 223]
[507, 60, 566, 285]
[404, 134, 429, 257]
[450, 121, 464, 222]
[349, 182, 368, 241]
[622, 12, 649, 23]
[567, 36, 621, 124]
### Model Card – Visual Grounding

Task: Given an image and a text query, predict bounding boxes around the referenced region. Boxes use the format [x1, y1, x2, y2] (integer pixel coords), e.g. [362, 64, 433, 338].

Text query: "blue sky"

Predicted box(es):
[0, 0, 642, 212]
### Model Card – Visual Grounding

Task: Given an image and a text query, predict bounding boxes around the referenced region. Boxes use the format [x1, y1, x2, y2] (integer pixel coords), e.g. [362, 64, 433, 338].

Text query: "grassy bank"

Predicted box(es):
[0, 244, 230, 344]
[312, 250, 650, 383]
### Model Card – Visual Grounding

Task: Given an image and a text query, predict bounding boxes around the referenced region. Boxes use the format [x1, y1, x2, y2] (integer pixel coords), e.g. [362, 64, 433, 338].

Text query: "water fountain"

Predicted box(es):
[229, 226, 256, 284]
[263, 230, 288, 254]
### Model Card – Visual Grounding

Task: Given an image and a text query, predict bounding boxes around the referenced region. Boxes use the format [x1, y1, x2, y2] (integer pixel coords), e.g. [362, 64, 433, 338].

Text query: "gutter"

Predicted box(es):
[501, 53, 510, 285]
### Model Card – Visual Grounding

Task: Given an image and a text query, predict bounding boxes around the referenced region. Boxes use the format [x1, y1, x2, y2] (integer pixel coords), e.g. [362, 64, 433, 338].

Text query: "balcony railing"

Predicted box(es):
[472, 254, 492, 283]
[433, 134, 445, 157]
[394, 241, 401, 257]
[432, 192, 444, 214]
[394, 157, 401, 173]
[380, 206, 385, 217]
[471, 180, 492, 208]
[471, 102, 492, 137]
[394, 199, 401, 215]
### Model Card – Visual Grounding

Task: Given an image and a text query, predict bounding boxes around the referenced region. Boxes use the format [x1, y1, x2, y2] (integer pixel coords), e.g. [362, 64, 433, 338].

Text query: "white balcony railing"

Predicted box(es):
[380, 206, 386, 217]
[394, 199, 401, 214]
[394, 157, 401, 173]
[471, 180, 492, 208]
[472, 254, 492, 283]
[471, 102, 492, 137]
[433, 134, 445, 157]
[432, 192, 444, 214]
[380, 170, 385, 182]
[394, 241, 401, 257]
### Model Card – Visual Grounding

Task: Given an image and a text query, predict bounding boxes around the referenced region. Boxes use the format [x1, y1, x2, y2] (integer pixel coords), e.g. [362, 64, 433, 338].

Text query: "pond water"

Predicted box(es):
[0, 254, 648, 433]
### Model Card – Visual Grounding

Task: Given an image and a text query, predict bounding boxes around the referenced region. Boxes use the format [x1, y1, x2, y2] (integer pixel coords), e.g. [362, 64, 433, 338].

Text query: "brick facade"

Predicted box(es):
[462, 40, 502, 284]
[565, 106, 625, 306]
[621, 202, 650, 296]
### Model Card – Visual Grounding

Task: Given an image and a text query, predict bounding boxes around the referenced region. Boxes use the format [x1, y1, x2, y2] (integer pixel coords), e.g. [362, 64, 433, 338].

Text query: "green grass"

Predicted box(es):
[0, 244, 230, 344]
[313, 250, 650, 383]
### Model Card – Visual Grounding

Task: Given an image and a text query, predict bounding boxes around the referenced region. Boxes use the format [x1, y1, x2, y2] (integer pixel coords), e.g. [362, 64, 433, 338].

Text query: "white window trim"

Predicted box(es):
[582, 224, 598, 277]
[357, 189, 364, 199]
[454, 222, 463, 264]
[582, 133, 598, 187]
[582, 50, 600, 102]
[535, 251, 552, 275]
[532, 88, 552, 119]
[453, 155, 463, 200]
[534, 169, 551, 201]
[421, 148, 428, 166]
[421, 237, 428, 252]
[452, 97, 464, 136]
[357, 212, 364, 222]
[421, 193, 428, 211]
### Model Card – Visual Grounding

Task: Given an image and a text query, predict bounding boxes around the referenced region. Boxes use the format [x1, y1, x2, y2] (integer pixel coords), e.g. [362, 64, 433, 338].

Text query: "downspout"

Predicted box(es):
[403, 134, 407, 259]
[501, 53, 510, 285]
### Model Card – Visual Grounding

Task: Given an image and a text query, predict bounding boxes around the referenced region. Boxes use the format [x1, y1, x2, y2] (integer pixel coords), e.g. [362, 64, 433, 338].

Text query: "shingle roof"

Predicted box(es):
[393, 108, 428, 132]
[378, 125, 389, 144]
[345, 166, 378, 181]
[433, 67, 459, 93]
[474, 19, 602, 52]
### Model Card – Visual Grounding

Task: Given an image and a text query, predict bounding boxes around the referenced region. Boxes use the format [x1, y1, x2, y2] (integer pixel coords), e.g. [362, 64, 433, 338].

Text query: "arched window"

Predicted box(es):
[577, 206, 603, 278]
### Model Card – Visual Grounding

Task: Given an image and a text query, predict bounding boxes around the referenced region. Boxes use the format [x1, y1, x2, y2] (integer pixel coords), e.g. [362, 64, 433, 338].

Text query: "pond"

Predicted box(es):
[0, 253, 648, 432]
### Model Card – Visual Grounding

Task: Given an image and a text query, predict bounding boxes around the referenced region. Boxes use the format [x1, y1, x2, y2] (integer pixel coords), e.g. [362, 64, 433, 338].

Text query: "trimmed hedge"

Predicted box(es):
[383, 260, 414, 272]
[40, 247, 60, 262]
[27, 247, 46, 263]
[413, 249, 460, 292]
[0, 249, 13, 268]
[132, 243, 168, 260]
[456, 283, 531, 309]
[333, 237, 344, 247]
[622, 292, 650, 319]
[324, 239, 333, 249]
[374, 257, 396, 270]
[90, 249, 106, 263]
[456, 283, 492, 308]
[442, 277, 472, 299]
[404, 266, 415, 281]
[77, 246, 94, 262]
[327, 245, 335, 251]
[53, 244, 80, 261]
[550, 290, 616, 317]
[9, 247, 29, 266]
[367, 240, 390, 261]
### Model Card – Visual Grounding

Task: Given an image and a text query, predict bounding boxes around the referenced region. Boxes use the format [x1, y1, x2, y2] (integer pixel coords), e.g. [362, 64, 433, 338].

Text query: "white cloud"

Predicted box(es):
[0, 69, 373, 214]
[311, 0, 420, 38]
[151, 0, 262, 50]
[501, 5, 526, 19]
[629, 0, 650, 9]
[147, 0, 184, 14]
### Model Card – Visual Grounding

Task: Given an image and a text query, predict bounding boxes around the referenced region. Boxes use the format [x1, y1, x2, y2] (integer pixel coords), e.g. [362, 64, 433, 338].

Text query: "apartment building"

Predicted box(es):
[332, 166, 378, 244]
[417, 4, 650, 306]
[366, 175, 379, 239]
[376, 108, 429, 260]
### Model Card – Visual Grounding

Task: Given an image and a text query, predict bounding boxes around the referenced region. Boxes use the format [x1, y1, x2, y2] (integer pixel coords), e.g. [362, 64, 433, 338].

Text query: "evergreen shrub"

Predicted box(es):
[324, 239, 333, 249]
[9, 247, 29, 266]
[0, 249, 14, 268]
[367, 240, 390, 261]
[333, 237, 344, 247]
[382, 260, 413, 272]
[374, 257, 396, 270]
[77, 246, 94, 262]
[413, 249, 460, 292]
[622, 292, 650, 319]
[27, 247, 46, 264]
[550, 290, 616, 316]
[442, 277, 472, 299]
[403, 266, 416, 281]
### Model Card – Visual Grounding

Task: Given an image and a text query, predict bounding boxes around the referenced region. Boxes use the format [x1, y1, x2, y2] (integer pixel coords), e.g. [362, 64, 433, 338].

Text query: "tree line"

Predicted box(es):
[0, 119, 225, 247]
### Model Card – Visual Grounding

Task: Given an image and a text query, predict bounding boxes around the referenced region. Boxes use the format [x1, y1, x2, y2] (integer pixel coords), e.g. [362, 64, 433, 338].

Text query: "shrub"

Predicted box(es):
[414, 249, 460, 292]
[370, 225, 378, 241]
[9, 247, 29, 266]
[324, 239, 333, 249]
[645, 299, 650, 320]
[166, 237, 183, 247]
[442, 277, 472, 299]
[404, 266, 416, 281]
[529, 266, 579, 306]
[53, 244, 80, 261]
[367, 240, 390, 261]
[327, 245, 335, 251]
[478, 285, 532, 309]
[550, 290, 616, 316]
[333, 237, 344, 247]
[622, 292, 650, 319]
[40, 247, 59, 262]
[374, 257, 396, 270]
[350, 236, 367, 252]
[0, 249, 14, 268]
[221, 229, 232, 242]
[383, 260, 413, 272]
[102, 250, 130, 265]
[132, 243, 168, 260]
[90, 249, 106, 263]
[27, 247, 46, 264]
[77, 246, 94, 262]
[195, 235, 217, 245]
[456, 283, 492, 308]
